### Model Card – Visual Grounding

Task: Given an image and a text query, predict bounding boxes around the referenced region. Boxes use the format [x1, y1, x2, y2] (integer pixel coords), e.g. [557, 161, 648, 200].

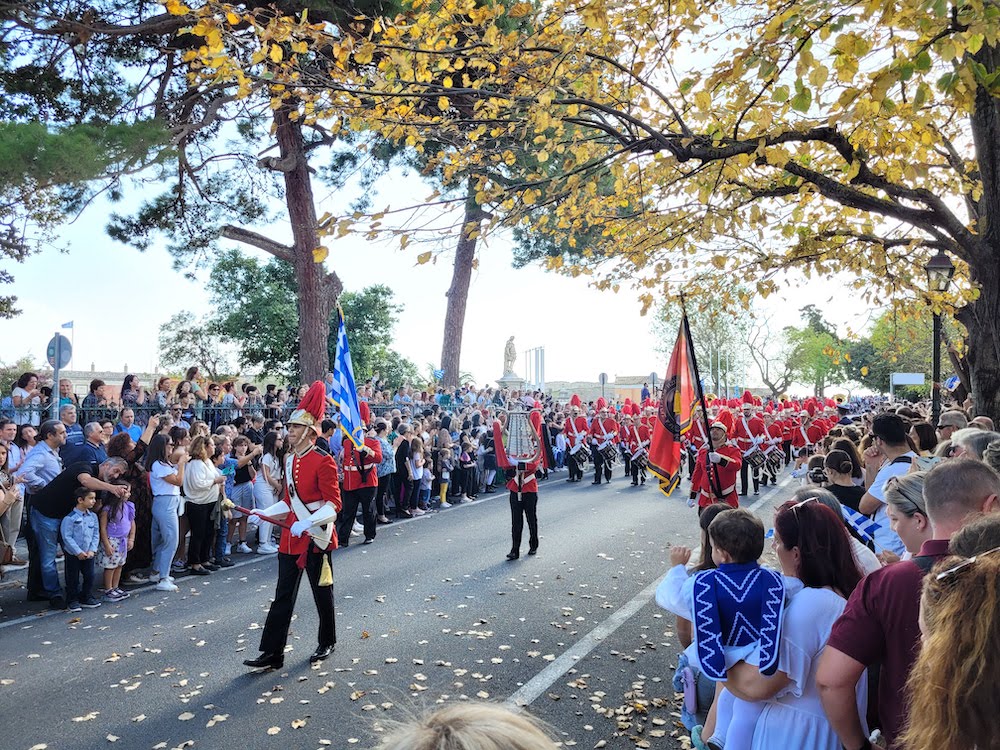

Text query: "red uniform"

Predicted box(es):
[791, 421, 824, 451]
[589, 417, 619, 448]
[734, 413, 767, 456]
[280, 446, 343, 556]
[690, 443, 742, 508]
[341, 436, 383, 491]
[506, 460, 540, 559]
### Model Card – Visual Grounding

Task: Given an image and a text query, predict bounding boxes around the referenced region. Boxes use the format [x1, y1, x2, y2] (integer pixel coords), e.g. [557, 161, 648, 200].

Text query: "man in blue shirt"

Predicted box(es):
[114, 408, 143, 441]
[78, 422, 109, 465]
[59, 404, 85, 464]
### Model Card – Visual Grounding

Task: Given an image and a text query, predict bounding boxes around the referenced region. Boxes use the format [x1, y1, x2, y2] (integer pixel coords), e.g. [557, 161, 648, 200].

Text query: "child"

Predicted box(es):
[227, 437, 260, 553]
[60, 488, 102, 611]
[460, 442, 478, 500]
[657, 508, 787, 750]
[418, 459, 433, 512]
[97, 480, 136, 602]
[438, 448, 453, 508]
[409, 437, 426, 515]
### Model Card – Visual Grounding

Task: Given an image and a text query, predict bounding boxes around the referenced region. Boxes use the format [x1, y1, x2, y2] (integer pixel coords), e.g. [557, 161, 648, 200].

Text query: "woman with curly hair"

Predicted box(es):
[107, 415, 158, 584]
[901, 549, 1000, 750]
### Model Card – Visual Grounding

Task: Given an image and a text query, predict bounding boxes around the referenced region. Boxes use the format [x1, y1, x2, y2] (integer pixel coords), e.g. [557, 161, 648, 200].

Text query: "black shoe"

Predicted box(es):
[50, 595, 67, 610]
[217, 557, 235, 568]
[592, 480, 602, 485]
[189, 566, 211, 576]
[397, 510, 413, 519]
[204, 562, 221, 571]
[376, 516, 393, 524]
[506, 551, 519, 560]
[244, 652, 284, 670]
[528, 547, 538, 556]
[309, 644, 335, 663]
[362, 538, 374, 545]
[631, 481, 638, 486]
[485, 486, 496, 494]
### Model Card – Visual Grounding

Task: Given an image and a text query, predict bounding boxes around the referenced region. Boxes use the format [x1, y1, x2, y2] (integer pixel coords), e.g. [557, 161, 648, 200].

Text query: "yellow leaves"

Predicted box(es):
[693, 91, 712, 111]
[312, 246, 329, 263]
[269, 44, 283, 63]
[354, 43, 375, 65]
[164, 0, 190, 15]
[508, 2, 533, 18]
[437, 96, 450, 111]
[579, 0, 608, 30]
[416, 251, 432, 265]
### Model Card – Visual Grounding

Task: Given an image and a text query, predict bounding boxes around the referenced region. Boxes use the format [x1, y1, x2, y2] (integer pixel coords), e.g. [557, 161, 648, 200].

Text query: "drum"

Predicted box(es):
[600, 444, 618, 466]
[745, 449, 767, 471]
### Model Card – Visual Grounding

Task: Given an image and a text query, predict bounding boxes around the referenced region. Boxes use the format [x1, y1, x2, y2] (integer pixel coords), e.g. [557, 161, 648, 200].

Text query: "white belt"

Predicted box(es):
[700, 484, 736, 498]
[304, 500, 326, 511]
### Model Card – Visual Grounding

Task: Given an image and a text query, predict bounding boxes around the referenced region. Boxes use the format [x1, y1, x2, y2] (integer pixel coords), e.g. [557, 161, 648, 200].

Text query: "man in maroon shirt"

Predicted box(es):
[816, 459, 1000, 750]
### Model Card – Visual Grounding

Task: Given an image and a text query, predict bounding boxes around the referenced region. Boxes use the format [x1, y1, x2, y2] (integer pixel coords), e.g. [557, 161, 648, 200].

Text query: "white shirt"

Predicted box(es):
[150, 461, 180, 496]
[868, 451, 916, 556]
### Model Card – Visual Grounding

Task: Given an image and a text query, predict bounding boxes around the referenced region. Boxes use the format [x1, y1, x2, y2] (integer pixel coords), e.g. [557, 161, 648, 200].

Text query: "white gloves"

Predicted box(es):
[708, 452, 722, 464]
[290, 519, 311, 538]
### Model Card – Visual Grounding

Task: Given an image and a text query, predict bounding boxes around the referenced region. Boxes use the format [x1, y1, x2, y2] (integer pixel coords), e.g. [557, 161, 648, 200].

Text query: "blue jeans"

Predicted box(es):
[30, 508, 62, 599]
[151, 495, 180, 579]
[215, 514, 229, 560]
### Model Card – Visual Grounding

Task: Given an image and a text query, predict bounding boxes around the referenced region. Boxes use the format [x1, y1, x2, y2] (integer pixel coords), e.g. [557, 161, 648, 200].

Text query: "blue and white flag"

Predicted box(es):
[841, 506, 880, 547]
[61, 321, 74, 329]
[433, 369, 445, 380]
[332, 308, 365, 449]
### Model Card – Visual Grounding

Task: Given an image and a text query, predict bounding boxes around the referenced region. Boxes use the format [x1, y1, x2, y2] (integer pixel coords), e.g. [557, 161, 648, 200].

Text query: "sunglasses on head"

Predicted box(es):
[935, 546, 1000, 582]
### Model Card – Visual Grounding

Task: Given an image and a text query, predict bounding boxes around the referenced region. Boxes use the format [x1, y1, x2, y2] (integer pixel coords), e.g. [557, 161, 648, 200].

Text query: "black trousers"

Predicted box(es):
[375, 474, 392, 516]
[687, 450, 696, 478]
[337, 486, 377, 545]
[740, 458, 760, 495]
[593, 446, 612, 482]
[509, 491, 539, 552]
[259, 549, 336, 655]
[783, 440, 792, 465]
[621, 445, 632, 476]
[185, 502, 215, 566]
[567, 450, 584, 480]
[631, 458, 647, 484]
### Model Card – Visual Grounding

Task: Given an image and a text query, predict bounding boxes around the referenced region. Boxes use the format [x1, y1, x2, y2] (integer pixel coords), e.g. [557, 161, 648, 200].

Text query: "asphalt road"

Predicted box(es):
[0, 468, 794, 750]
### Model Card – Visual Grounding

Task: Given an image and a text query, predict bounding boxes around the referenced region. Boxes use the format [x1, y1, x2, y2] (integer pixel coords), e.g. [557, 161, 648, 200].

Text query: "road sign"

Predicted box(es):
[46, 334, 71, 369]
[944, 375, 960, 391]
[598, 372, 608, 385]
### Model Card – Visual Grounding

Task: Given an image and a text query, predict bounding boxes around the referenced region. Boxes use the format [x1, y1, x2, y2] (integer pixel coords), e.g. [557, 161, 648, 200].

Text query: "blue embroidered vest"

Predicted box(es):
[692, 561, 785, 681]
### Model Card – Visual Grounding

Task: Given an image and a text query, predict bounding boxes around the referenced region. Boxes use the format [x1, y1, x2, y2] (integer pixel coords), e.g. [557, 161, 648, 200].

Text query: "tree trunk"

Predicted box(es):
[439, 181, 484, 388]
[274, 105, 343, 382]
[956, 282, 1000, 424]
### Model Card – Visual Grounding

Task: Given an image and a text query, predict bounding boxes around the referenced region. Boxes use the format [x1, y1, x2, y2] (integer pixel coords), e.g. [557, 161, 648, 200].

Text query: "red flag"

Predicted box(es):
[648, 317, 701, 496]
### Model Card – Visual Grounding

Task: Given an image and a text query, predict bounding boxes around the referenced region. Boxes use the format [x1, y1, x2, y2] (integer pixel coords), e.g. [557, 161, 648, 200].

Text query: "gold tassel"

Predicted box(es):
[318, 553, 333, 587]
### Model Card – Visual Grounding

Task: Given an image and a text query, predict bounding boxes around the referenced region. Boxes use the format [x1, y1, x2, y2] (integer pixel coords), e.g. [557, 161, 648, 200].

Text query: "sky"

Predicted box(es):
[0, 165, 875, 390]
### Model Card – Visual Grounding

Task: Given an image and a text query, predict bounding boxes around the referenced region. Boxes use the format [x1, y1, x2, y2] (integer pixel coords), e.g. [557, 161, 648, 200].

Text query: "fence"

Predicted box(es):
[3, 400, 442, 429]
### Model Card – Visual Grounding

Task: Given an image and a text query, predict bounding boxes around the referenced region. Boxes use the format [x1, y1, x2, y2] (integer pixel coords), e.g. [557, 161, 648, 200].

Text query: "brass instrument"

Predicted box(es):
[496, 402, 543, 464]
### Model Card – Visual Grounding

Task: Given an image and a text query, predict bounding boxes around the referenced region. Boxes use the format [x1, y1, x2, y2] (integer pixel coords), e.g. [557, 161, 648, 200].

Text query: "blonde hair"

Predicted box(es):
[375, 704, 559, 750]
[188, 435, 213, 461]
[901, 553, 1000, 750]
[411, 436, 425, 455]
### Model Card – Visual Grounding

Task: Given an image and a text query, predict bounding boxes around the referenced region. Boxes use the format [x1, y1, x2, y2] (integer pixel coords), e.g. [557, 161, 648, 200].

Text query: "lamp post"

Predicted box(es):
[924, 251, 956, 427]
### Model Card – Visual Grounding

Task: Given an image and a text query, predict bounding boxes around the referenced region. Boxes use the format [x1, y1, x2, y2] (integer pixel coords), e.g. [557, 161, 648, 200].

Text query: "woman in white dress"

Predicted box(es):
[724, 498, 868, 750]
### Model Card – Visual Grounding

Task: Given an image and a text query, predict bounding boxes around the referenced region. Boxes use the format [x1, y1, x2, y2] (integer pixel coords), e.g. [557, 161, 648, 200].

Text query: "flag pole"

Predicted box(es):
[680, 294, 724, 500]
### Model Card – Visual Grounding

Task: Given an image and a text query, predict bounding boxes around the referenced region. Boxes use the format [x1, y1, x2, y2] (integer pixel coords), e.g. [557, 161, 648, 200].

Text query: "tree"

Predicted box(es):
[2, 1, 405, 382]
[207, 249, 419, 383]
[786, 327, 841, 397]
[170, 0, 1000, 422]
[654, 298, 748, 396]
[744, 320, 796, 399]
[157, 311, 234, 381]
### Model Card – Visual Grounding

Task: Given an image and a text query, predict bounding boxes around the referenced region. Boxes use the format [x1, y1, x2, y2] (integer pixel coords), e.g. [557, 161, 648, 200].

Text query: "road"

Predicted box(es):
[0, 468, 793, 750]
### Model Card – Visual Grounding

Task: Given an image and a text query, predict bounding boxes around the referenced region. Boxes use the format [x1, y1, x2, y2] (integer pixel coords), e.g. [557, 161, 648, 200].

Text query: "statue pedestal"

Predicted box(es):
[497, 372, 526, 392]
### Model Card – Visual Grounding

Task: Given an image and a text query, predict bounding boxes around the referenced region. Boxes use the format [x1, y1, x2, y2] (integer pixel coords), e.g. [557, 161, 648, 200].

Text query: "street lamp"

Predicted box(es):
[924, 251, 955, 426]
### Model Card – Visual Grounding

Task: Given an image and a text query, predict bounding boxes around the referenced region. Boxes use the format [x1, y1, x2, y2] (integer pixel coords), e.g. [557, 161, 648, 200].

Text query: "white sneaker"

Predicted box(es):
[224, 542, 232, 555]
[256, 544, 278, 555]
[440, 501, 452, 509]
[147, 573, 160, 584]
[352, 521, 364, 533]
[235, 542, 252, 554]
[155, 580, 179, 592]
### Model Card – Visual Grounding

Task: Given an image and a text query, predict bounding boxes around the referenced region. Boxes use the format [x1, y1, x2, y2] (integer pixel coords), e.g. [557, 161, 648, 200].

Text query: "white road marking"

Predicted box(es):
[506, 467, 796, 708]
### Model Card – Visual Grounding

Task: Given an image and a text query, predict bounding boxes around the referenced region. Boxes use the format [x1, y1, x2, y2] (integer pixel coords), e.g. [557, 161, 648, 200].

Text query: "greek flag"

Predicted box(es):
[332, 307, 365, 449]
[841, 506, 880, 547]
[61, 321, 74, 329]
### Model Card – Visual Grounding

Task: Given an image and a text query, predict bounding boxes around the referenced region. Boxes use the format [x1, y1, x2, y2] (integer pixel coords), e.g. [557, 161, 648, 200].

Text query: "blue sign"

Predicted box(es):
[46, 334, 71, 369]
[944, 375, 960, 391]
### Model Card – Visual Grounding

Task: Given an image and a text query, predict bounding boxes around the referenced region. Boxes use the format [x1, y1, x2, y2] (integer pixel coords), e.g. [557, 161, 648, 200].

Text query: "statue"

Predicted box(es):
[503, 336, 517, 375]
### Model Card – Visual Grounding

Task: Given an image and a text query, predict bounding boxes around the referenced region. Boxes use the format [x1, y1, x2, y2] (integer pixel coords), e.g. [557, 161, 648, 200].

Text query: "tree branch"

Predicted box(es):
[220, 225, 294, 263]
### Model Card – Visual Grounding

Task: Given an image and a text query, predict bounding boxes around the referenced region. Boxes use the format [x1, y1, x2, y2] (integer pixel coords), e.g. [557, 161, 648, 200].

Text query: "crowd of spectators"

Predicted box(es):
[659, 400, 1000, 750]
